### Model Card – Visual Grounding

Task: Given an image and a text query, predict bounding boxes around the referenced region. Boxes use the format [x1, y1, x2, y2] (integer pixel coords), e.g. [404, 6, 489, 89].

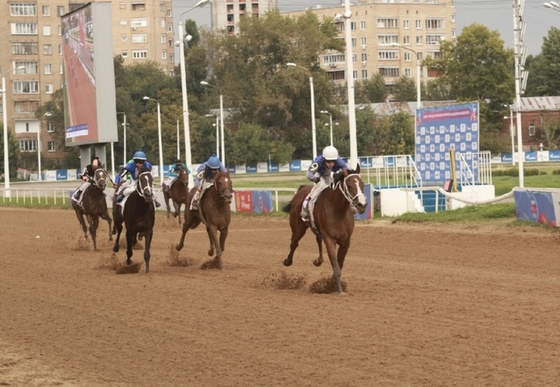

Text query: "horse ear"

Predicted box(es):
[356, 164, 360, 174]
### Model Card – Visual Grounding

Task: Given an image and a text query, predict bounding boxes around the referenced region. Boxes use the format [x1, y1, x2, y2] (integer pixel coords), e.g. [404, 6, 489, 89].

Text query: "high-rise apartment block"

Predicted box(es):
[283, 0, 455, 90]
[0, 0, 173, 169]
[211, 0, 278, 35]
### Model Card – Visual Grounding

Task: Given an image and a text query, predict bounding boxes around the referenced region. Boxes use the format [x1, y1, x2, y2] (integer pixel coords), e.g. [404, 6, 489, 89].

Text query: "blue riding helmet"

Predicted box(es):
[133, 149, 147, 161]
[207, 155, 221, 169]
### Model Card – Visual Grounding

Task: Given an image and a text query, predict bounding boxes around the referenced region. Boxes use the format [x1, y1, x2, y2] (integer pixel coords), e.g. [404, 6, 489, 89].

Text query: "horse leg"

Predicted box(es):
[312, 235, 324, 267]
[164, 192, 171, 219]
[125, 228, 135, 265]
[337, 240, 350, 271]
[324, 238, 345, 295]
[102, 210, 113, 241]
[206, 225, 222, 269]
[88, 215, 99, 251]
[112, 221, 123, 252]
[143, 229, 153, 273]
[173, 200, 181, 223]
[74, 208, 88, 240]
[219, 227, 228, 253]
[283, 217, 307, 267]
[176, 222, 190, 251]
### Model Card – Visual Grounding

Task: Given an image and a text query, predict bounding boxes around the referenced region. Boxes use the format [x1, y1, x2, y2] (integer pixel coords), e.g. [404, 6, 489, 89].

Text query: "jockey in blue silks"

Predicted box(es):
[301, 145, 348, 220]
[115, 149, 160, 207]
[191, 154, 226, 210]
[163, 159, 190, 191]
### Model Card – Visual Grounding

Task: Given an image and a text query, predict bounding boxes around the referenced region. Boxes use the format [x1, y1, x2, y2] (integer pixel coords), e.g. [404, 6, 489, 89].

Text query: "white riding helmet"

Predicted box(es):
[322, 146, 339, 161]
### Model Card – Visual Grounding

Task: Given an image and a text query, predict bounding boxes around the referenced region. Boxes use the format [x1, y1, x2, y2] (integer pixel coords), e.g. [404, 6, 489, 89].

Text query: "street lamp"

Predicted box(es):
[544, 2, 560, 11]
[320, 110, 334, 146]
[117, 112, 127, 166]
[2, 66, 25, 196]
[286, 62, 317, 159]
[205, 113, 220, 158]
[200, 81, 226, 165]
[391, 43, 422, 109]
[178, 0, 210, 186]
[37, 112, 53, 182]
[143, 96, 164, 181]
[176, 117, 181, 160]
[504, 104, 516, 165]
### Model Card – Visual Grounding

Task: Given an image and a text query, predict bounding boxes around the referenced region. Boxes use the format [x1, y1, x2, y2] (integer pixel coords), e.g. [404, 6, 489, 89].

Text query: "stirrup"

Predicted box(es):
[116, 195, 124, 203]
[192, 201, 199, 210]
[300, 210, 309, 219]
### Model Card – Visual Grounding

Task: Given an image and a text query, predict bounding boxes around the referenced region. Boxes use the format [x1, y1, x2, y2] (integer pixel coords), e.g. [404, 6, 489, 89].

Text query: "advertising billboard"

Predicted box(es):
[61, 2, 118, 146]
[415, 102, 480, 185]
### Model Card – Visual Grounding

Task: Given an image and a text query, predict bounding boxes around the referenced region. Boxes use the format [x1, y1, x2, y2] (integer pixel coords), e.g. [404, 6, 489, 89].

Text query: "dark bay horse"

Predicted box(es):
[72, 167, 113, 250]
[282, 166, 367, 294]
[163, 165, 189, 224]
[112, 170, 156, 273]
[175, 171, 233, 270]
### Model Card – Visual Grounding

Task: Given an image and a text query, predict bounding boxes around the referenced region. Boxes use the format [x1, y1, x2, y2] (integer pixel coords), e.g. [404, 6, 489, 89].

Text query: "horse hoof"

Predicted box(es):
[282, 259, 292, 267]
[313, 259, 323, 267]
[175, 244, 183, 251]
[113, 246, 119, 253]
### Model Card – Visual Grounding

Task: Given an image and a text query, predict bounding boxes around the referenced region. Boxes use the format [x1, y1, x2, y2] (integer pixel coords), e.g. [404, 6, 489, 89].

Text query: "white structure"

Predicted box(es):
[211, 0, 278, 35]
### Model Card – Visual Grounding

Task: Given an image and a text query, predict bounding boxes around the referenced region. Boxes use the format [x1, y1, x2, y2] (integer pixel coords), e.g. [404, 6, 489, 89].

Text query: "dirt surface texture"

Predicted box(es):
[1, 208, 560, 387]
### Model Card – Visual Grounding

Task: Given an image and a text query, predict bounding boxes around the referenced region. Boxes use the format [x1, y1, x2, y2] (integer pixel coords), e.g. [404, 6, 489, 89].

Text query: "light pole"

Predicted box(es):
[391, 43, 422, 109]
[176, 117, 181, 160]
[143, 96, 164, 181]
[37, 112, 52, 182]
[205, 113, 220, 158]
[320, 110, 334, 146]
[200, 81, 225, 165]
[2, 66, 25, 196]
[117, 112, 127, 166]
[544, 2, 560, 11]
[504, 104, 515, 165]
[178, 0, 209, 186]
[286, 63, 317, 159]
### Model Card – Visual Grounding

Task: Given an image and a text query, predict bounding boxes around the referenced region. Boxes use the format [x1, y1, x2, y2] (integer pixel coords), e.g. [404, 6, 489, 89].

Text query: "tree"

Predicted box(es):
[423, 23, 515, 153]
[525, 28, 560, 97]
[0, 125, 21, 179]
[392, 76, 416, 103]
[228, 123, 294, 165]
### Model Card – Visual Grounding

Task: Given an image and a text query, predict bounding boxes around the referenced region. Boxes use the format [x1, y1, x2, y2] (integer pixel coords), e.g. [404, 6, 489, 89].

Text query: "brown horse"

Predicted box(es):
[163, 166, 189, 224]
[175, 171, 233, 270]
[112, 170, 156, 273]
[282, 166, 367, 294]
[72, 167, 113, 250]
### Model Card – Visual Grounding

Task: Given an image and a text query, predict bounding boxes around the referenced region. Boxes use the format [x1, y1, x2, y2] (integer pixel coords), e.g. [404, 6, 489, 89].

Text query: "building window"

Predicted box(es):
[426, 35, 444, 45]
[361, 69, 368, 79]
[42, 5, 50, 16]
[131, 3, 146, 11]
[120, 19, 127, 26]
[15, 61, 38, 74]
[415, 20, 422, 29]
[44, 44, 52, 55]
[119, 3, 126, 9]
[379, 67, 399, 77]
[57, 6, 65, 16]
[121, 34, 128, 42]
[323, 53, 345, 65]
[167, 23, 173, 33]
[59, 64, 63, 74]
[47, 122, 55, 133]
[377, 35, 399, 45]
[58, 44, 62, 55]
[350, 21, 356, 31]
[403, 19, 409, 29]
[377, 18, 398, 28]
[14, 81, 40, 94]
[360, 21, 366, 30]
[426, 18, 444, 29]
[48, 141, 56, 152]
[46, 84, 53, 94]
[403, 36, 410, 45]
[15, 101, 39, 113]
[11, 23, 38, 35]
[427, 50, 442, 59]
[404, 52, 411, 61]
[404, 68, 411, 77]
[161, 34, 166, 44]
[121, 51, 128, 58]
[43, 25, 51, 36]
[58, 25, 62, 36]
[12, 42, 38, 55]
[361, 53, 368, 62]
[353, 70, 358, 80]
[131, 34, 148, 43]
[416, 36, 423, 45]
[378, 51, 399, 60]
[132, 50, 148, 59]
[361, 37, 367, 46]
[130, 18, 148, 28]
[10, 4, 37, 16]
[351, 37, 356, 47]
[20, 140, 38, 152]
[162, 50, 167, 59]
[160, 18, 166, 28]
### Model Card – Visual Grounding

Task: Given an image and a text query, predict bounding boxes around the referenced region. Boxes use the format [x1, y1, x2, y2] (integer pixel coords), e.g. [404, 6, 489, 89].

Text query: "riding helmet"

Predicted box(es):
[175, 159, 182, 165]
[322, 145, 339, 161]
[133, 149, 147, 161]
[207, 154, 221, 169]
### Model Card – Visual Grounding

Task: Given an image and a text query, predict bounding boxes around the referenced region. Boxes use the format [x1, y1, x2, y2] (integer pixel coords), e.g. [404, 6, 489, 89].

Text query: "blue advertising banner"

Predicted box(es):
[56, 169, 68, 180]
[415, 102, 479, 185]
[525, 151, 538, 162]
[359, 157, 372, 168]
[289, 160, 301, 172]
[246, 164, 258, 173]
[514, 189, 559, 227]
[550, 150, 560, 161]
[268, 162, 279, 172]
[502, 153, 513, 163]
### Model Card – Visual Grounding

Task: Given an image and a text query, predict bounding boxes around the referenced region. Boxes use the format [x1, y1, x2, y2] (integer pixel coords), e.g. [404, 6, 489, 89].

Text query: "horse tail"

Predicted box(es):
[281, 201, 292, 213]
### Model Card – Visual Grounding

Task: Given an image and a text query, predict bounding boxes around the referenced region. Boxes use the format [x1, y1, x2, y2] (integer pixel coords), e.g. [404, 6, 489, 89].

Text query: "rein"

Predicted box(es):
[135, 172, 154, 199]
[339, 173, 365, 205]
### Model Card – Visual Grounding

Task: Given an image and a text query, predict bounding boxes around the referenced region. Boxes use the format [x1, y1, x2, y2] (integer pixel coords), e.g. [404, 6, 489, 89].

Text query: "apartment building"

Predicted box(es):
[0, 0, 173, 170]
[211, 0, 278, 35]
[283, 0, 455, 93]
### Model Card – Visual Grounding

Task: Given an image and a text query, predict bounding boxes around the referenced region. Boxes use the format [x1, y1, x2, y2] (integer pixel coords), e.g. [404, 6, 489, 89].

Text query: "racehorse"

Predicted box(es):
[282, 166, 367, 294]
[72, 167, 112, 251]
[112, 169, 156, 273]
[175, 171, 233, 270]
[163, 165, 189, 224]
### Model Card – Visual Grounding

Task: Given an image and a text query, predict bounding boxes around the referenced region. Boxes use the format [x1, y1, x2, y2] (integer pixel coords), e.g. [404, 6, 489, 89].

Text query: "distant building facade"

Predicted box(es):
[211, 0, 278, 35]
[0, 0, 173, 169]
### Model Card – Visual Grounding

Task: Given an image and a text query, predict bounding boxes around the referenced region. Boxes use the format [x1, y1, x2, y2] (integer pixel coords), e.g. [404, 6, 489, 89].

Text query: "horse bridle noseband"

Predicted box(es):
[136, 172, 154, 199]
[340, 173, 365, 205]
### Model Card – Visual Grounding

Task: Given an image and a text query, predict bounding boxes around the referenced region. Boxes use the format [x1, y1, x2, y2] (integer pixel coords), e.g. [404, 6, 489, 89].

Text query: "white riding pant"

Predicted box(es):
[77, 181, 91, 201]
[307, 176, 330, 217]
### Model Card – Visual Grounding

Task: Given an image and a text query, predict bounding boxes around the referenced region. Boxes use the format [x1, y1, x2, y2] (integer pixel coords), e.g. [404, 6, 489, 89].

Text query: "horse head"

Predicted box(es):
[214, 171, 233, 204]
[93, 168, 109, 190]
[136, 169, 154, 202]
[177, 166, 189, 188]
[341, 165, 367, 214]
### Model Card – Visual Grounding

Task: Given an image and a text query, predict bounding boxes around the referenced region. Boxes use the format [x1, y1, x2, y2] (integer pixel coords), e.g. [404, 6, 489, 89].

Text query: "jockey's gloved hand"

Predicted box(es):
[312, 176, 321, 183]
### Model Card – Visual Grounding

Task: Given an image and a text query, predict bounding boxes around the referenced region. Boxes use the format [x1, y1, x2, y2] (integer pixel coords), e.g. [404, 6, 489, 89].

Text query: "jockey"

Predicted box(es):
[300, 145, 349, 220]
[191, 154, 226, 210]
[163, 159, 190, 191]
[114, 149, 160, 207]
[72, 157, 101, 205]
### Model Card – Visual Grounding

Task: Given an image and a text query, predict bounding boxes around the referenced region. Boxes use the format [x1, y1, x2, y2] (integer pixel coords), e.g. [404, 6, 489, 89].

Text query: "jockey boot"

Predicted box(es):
[72, 190, 81, 203]
[191, 189, 201, 210]
[116, 194, 124, 203]
[300, 205, 309, 219]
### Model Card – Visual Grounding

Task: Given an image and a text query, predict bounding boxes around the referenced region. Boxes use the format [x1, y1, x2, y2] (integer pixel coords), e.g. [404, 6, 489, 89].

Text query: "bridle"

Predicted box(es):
[213, 172, 233, 201]
[93, 168, 108, 190]
[339, 173, 366, 207]
[136, 171, 154, 201]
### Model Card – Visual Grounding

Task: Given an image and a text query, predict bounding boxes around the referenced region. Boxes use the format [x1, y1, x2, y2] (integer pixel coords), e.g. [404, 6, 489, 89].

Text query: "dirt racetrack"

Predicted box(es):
[1, 207, 560, 386]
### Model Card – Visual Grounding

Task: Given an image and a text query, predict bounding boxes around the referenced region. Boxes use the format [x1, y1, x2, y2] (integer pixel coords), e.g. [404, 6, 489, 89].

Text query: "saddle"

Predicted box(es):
[163, 177, 177, 192]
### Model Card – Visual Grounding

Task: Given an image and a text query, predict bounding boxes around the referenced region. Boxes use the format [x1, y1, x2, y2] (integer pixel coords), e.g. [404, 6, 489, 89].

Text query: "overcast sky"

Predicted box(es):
[174, 0, 559, 56]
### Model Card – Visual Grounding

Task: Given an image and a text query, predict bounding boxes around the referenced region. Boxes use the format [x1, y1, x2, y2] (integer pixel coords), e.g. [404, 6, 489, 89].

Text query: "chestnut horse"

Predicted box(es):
[163, 165, 189, 224]
[112, 170, 156, 273]
[175, 171, 233, 270]
[72, 167, 113, 250]
[282, 166, 367, 294]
